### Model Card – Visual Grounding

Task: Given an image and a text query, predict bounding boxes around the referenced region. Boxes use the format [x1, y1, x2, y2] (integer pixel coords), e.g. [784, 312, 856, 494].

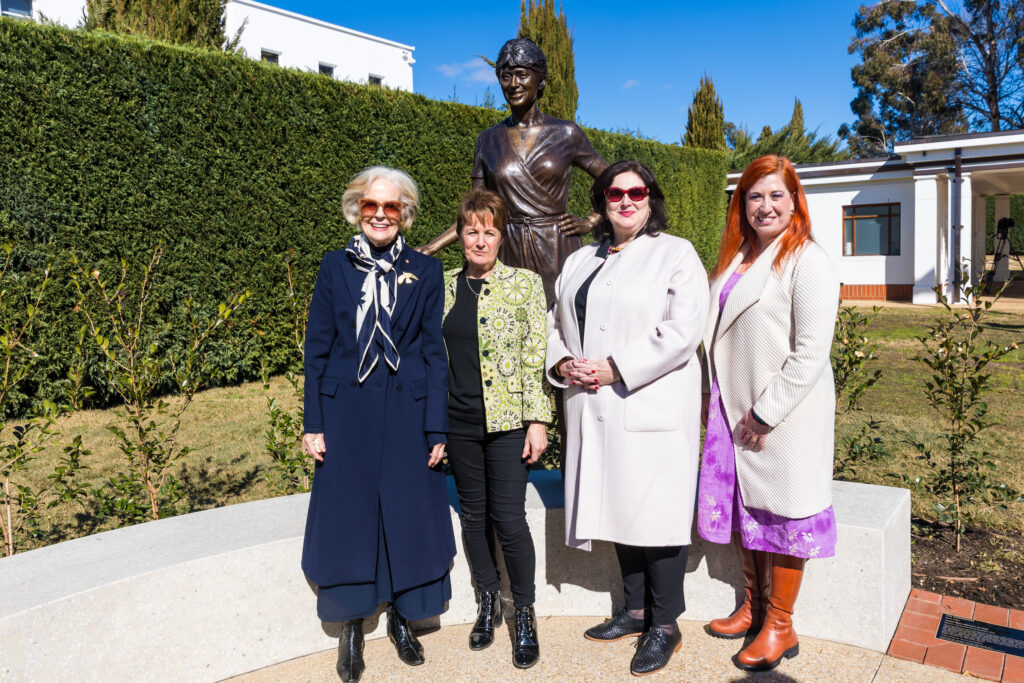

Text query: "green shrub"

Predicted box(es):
[0, 18, 727, 409]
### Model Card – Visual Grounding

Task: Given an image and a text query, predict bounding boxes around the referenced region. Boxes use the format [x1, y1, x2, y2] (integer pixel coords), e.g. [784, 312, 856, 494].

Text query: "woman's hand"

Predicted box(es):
[428, 442, 446, 468]
[567, 357, 620, 392]
[737, 410, 771, 451]
[302, 432, 326, 462]
[556, 212, 594, 236]
[522, 422, 548, 464]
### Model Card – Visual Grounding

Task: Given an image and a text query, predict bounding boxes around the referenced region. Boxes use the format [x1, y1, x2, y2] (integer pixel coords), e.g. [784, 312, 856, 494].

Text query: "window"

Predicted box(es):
[843, 203, 900, 256]
[368, 74, 383, 87]
[260, 50, 279, 65]
[319, 63, 334, 77]
[1, 0, 32, 17]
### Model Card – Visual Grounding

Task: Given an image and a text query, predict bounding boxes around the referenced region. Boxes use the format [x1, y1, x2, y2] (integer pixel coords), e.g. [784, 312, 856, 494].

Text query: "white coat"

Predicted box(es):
[703, 236, 839, 518]
[546, 233, 709, 550]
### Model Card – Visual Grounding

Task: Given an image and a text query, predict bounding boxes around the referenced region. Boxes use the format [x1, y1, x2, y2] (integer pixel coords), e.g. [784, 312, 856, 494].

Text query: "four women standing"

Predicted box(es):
[302, 154, 837, 679]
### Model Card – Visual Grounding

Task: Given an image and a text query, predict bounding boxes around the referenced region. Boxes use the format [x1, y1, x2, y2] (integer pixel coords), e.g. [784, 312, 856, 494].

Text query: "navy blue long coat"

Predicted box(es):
[300, 245, 456, 592]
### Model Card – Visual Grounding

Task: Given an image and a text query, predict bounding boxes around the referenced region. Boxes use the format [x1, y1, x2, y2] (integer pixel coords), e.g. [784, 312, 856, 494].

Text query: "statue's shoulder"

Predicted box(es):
[477, 118, 511, 140]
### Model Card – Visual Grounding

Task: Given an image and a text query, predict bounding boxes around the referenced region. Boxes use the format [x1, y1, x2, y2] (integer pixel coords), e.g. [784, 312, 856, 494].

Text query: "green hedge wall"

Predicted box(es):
[0, 19, 727, 410]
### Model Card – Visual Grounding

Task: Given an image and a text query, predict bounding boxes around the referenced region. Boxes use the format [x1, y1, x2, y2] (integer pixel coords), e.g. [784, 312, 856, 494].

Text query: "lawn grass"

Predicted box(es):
[834, 303, 1024, 531]
[6, 303, 1024, 554]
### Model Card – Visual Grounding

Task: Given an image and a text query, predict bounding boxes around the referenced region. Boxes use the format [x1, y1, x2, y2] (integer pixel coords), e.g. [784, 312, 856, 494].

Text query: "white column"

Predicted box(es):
[912, 175, 941, 304]
[957, 173, 973, 295]
[994, 195, 1012, 282]
[972, 192, 987, 286]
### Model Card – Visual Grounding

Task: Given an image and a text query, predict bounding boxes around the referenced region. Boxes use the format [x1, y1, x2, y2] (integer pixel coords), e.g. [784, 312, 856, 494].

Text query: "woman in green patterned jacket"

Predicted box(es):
[441, 189, 550, 669]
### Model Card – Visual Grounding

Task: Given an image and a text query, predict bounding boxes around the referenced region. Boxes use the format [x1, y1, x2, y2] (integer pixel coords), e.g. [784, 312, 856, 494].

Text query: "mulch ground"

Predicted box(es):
[911, 519, 1024, 610]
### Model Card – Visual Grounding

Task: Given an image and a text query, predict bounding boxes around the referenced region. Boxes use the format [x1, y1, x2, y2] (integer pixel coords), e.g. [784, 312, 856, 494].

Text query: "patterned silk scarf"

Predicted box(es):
[345, 233, 404, 383]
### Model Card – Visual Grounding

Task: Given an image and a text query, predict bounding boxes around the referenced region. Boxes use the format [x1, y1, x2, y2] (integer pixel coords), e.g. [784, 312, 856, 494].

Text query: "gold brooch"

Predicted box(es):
[397, 272, 419, 285]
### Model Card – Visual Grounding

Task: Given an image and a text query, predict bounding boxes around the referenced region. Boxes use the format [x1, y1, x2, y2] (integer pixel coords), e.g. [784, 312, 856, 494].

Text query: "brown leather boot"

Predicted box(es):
[708, 544, 768, 639]
[735, 553, 805, 672]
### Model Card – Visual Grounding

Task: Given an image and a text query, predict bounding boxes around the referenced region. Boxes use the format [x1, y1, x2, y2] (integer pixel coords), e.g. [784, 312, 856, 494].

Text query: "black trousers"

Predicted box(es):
[447, 428, 536, 607]
[614, 543, 689, 626]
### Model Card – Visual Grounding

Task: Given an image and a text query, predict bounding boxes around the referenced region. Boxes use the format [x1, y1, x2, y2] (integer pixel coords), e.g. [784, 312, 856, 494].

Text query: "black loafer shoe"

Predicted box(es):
[336, 620, 365, 682]
[584, 609, 646, 642]
[469, 590, 503, 650]
[512, 604, 540, 669]
[386, 604, 424, 666]
[630, 627, 682, 676]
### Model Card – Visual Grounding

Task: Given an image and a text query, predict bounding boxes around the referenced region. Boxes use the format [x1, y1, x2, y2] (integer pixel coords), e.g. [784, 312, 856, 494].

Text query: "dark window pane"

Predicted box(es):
[319, 64, 333, 77]
[853, 204, 885, 217]
[855, 217, 885, 254]
[889, 216, 901, 254]
[368, 75, 383, 86]
[261, 50, 279, 65]
[891, 204, 900, 215]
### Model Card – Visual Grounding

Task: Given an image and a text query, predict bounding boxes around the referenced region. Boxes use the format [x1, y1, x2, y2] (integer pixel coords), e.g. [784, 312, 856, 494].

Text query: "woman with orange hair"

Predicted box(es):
[698, 155, 839, 672]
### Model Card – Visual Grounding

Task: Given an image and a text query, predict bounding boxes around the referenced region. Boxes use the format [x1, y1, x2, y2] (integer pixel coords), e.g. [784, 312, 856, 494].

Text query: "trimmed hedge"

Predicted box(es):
[0, 19, 726, 410]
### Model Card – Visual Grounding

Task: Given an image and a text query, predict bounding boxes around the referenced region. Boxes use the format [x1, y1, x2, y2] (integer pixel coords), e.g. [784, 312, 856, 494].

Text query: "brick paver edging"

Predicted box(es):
[887, 588, 1024, 682]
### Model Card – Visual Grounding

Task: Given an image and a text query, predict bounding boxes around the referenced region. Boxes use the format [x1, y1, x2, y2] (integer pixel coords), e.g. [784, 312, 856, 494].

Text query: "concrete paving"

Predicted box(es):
[226, 617, 968, 682]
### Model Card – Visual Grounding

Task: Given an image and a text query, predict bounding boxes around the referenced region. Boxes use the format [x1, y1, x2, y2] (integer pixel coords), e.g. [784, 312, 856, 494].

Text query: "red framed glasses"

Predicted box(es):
[358, 198, 404, 220]
[603, 186, 649, 202]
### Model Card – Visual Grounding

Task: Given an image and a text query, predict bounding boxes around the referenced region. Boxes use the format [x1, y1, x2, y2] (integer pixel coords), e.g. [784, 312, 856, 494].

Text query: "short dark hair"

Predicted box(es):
[456, 189, 508, 237]
[495, 38, 547, 94]
[589, 160, 668, 242]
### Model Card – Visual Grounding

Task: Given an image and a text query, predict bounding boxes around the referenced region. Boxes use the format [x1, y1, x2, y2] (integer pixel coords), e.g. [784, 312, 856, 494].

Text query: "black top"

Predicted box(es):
[574, 240, 613, 346]
[443, 273, 487, 435]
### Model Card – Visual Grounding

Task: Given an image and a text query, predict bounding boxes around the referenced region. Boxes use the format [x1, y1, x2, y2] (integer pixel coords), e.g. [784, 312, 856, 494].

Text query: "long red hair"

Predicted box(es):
[712, 155, 812, 278]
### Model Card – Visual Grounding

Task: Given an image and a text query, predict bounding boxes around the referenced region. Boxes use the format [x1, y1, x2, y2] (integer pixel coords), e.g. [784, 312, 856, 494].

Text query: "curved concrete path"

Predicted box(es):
[227, 618, 968, 682]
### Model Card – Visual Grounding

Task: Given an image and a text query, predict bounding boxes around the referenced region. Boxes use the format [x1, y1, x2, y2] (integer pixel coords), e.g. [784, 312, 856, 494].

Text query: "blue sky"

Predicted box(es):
[272, 1, 863, 145]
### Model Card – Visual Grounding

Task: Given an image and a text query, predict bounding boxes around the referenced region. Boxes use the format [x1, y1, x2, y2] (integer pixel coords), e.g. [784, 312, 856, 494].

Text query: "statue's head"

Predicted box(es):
[495, 38, 547, 101]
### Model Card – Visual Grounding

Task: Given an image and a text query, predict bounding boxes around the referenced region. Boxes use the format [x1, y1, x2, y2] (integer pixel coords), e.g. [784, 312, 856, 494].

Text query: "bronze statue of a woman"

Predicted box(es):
[420, 38, 608, 305]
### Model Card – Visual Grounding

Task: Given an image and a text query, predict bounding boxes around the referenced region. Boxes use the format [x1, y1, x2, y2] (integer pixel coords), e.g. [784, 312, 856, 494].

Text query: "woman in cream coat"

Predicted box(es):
[546, 160, 708, 677]
[698, 154, 839, 673]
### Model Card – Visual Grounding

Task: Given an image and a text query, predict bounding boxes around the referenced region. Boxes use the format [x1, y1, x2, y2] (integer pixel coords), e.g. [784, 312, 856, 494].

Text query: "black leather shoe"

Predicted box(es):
[630, 627, 682, 676]
[386, 604, 424, 666]
[584, 609, 645, 642]
[469, 590, 503, 650]
[512, 604, 540, 669]
[336, 620, 365, 682]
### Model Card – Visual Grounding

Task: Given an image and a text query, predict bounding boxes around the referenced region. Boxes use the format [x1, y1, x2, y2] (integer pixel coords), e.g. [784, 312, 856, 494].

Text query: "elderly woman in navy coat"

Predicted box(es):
[300, 166, 456, 683]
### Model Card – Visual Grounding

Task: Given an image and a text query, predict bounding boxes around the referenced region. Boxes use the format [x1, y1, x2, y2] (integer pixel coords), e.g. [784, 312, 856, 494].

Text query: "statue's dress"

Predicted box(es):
[472, 113, 604, 306]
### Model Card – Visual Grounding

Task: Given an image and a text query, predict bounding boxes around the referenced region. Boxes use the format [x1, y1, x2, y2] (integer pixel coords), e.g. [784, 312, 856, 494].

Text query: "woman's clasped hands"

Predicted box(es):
[557, 357, 619, 392]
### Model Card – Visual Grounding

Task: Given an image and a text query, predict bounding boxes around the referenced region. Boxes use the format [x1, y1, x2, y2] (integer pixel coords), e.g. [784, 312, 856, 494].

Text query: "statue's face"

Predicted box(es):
[498, 66, 542, 108]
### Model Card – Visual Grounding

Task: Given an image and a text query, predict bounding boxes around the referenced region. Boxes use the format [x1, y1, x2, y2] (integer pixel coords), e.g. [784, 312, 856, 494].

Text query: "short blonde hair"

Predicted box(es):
[341, 166, 420, 230]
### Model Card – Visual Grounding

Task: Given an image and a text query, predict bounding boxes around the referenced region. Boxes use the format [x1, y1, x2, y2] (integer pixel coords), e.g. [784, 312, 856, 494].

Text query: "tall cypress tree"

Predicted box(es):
[85, 0, 229, 50]
[683, 74, 725, 150]
[517, 0, 579, 122]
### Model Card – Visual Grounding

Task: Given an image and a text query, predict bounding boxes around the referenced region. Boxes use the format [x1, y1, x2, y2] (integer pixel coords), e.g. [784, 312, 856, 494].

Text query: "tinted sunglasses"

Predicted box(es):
[603, 186, 650, 202]
[358, 198, 404, 221]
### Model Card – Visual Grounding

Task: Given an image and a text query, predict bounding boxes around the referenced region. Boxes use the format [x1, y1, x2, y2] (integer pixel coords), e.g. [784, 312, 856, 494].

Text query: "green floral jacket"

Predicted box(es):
[443, 260, 552, 433]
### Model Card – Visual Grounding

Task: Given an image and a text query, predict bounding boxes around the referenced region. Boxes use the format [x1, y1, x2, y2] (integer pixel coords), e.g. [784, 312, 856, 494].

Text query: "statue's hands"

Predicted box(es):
[556, 213, 593, 236]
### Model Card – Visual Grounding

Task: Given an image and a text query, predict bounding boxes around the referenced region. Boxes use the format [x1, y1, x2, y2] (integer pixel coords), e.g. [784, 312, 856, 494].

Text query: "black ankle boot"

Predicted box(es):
[584, 608, 646, 642]
[386, 604, 424, 666]
[336, 620, 365, 682]
[512, 604, 540, 669]
[469, 590, 503, 650]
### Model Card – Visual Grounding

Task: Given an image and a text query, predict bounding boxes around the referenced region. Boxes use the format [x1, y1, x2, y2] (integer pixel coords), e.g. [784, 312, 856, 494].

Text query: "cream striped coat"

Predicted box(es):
[703, 236, 839, 518]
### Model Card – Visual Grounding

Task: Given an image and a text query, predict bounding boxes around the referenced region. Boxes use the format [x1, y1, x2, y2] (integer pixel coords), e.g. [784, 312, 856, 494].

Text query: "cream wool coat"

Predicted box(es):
[703, 236, 839, 519]
[546, 233, 708, 551]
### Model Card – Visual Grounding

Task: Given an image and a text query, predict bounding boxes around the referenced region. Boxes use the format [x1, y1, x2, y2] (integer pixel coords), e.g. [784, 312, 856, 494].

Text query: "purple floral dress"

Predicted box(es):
[697, 272, 837, 559]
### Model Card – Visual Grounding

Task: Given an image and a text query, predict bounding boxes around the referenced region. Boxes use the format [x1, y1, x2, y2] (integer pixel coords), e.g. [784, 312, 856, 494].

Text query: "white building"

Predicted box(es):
[728, 130, 1024, 303]
[18, 0, 414, 91]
